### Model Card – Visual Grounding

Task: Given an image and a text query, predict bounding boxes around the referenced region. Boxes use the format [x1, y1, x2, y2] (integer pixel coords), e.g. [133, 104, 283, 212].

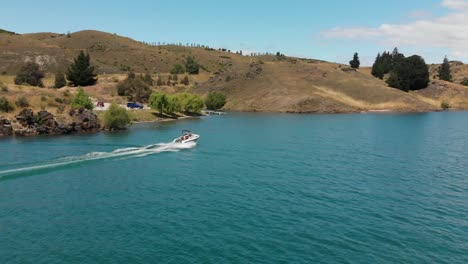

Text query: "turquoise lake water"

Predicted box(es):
[0, 112, 467, 263]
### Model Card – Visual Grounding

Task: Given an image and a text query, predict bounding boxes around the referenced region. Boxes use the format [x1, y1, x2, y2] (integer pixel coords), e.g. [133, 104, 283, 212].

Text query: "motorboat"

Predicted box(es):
[173, 130, 200, 144]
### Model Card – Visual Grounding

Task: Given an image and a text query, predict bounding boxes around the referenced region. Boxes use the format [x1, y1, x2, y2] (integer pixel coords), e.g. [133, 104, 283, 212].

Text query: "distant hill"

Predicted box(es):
[1, 29, 467, 112]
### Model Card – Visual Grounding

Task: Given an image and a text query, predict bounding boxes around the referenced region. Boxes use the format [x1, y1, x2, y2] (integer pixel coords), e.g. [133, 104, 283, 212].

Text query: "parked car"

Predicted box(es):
[127, 102, 144, 109]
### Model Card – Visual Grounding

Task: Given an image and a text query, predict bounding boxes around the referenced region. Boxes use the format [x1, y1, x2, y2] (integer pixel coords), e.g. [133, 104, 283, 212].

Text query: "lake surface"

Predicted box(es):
[1, 112, 467, 263]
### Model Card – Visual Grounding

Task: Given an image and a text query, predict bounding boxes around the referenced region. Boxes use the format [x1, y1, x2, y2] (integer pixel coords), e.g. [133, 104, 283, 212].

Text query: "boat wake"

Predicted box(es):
[0, 142, 196, 179]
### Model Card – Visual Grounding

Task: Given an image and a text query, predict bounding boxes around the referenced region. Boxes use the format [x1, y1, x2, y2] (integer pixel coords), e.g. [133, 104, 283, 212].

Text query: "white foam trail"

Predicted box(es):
[0, 142, 197, 178]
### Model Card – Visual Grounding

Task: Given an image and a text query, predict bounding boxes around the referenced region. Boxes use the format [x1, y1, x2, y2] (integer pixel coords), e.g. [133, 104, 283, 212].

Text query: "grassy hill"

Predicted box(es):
[1, 29, 468, 114]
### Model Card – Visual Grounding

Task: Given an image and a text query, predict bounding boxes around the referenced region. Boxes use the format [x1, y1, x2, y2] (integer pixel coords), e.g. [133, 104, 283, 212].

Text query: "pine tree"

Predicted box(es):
[66, 51, 97, 86]
[386, 55, 429, 91]
[371, 53, 384, 79]
[349, 52, 360, 69]
[439, 56, 452, 82]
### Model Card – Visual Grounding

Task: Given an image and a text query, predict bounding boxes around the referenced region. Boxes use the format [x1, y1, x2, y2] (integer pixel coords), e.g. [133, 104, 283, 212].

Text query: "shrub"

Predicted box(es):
[461, 78, 468, 86]
[181, 76, 190, 85]
[54, 71, 67, 88]
[41, 95, 47, 102]
[170, 64, 185, 74]
[71, 87, 93, 110]
[1, 83, 7, 92]
[0, 96, 14, 113]
[185, 56, 200, 74]
[143, 73, 153, 85]
[54, 97, 64, 104]
[441, 102, 450, 110]
[15, 96, 29, 107]
[116, 73, 152, 102]
[103, 103, 130, 130]
[14, 62, 44, 87]
[67, 51, 97, 86]
[205, 91, 226, 110]
[63, 90, 71, 97]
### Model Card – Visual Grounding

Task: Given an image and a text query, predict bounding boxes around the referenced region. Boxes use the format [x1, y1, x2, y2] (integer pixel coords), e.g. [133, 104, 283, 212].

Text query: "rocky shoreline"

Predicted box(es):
[0, 108, 100, 137]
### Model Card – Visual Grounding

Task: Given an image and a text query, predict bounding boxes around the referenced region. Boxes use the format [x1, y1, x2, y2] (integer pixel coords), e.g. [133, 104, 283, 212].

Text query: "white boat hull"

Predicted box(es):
[173, 134, 200, 144]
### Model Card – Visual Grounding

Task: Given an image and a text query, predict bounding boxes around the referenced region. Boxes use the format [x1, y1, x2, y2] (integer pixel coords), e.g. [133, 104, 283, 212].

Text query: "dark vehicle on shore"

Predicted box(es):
[126, 102, 144, 109]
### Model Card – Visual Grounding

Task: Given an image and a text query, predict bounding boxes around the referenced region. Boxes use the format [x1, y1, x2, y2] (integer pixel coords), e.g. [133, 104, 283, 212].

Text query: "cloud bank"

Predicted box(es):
[323, 0, 468, 60]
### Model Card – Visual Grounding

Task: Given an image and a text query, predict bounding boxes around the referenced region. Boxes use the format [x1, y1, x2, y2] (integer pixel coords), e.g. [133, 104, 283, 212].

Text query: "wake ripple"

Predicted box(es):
[0, 142, 196, 178]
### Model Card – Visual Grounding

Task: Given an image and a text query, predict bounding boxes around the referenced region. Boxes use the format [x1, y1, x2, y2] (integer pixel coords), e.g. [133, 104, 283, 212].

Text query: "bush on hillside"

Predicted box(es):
[204, 91, 226, 110]
[103, 103, 130, 130]
[170, 64, 185, 74]
[14, 62, 44, 87]
[441, 101, 450, 110]
[143, 73, 154, 85]
[0, 96, 14, 113]
[67, 51, 97, 86]
[54, 71, 67, 88]
[15, 96, 29, 108]
[180, 76, 190, 85]
[116, 73, 152, 102]
[185, 56, 200, 74]
[462, 78, 468, 86]
[71, 87, 93, 110]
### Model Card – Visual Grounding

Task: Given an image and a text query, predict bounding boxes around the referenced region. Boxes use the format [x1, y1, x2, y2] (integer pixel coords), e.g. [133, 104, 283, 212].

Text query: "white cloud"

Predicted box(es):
[441, 0, 468, 10]
[323, 0, 468, 60]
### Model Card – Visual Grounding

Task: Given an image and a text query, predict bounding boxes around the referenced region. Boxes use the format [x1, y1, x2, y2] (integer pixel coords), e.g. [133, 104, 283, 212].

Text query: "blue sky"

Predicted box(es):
[2, 0, 466, 65]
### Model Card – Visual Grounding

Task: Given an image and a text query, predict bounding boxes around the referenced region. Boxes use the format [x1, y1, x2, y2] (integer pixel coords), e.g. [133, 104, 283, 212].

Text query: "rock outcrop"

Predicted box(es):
[69, 108, 101, 132]
[0, 118, 13, 137]
[7, 108, 101, 137]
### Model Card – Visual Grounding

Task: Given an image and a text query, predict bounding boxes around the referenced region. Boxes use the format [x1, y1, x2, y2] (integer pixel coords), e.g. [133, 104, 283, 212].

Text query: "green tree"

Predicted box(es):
[149, 92, 168, 114]
[0, 96, 14, 113]
[439, 56, 452, 82]
[54, 71, 67, 88]
[170, 64, 185, 74]
[71, 87, 94, 110]
[185, 56, 200, 74]
[205, 91, 226, 110]
[166, 94, 182, 114]
[14, 62, 44, 87]
[371, 49, 404, 79]
[177, 93, 203, 113]
[66, 51, 97, 86]
[386, 55, 429, 92]
[461, 78, 468, 86]
[103, 103, 130, 130]
[349, 52, 360, 69]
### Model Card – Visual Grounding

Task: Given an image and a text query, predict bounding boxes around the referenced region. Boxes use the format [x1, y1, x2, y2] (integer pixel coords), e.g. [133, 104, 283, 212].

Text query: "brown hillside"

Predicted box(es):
[1, 29, 467, 113]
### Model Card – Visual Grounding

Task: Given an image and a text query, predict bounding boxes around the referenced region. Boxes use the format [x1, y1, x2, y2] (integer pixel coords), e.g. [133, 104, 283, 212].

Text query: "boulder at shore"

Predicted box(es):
[0, 118, 13, 137]
[10, 108, 101, 137]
